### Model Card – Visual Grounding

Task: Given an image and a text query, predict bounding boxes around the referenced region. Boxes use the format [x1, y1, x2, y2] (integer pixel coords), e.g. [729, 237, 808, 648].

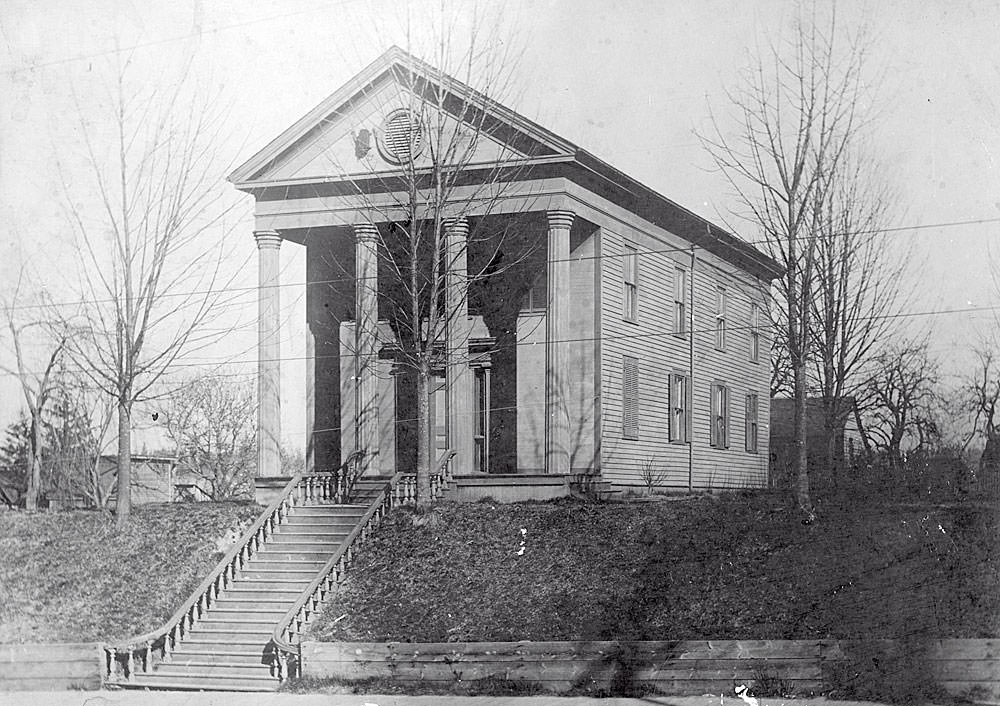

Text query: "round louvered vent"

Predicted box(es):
[376, 109, 424, 165]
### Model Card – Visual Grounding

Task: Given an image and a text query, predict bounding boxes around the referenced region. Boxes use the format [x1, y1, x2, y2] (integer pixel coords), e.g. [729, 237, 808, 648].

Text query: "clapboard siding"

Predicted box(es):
[596, 220, 770, 489]
[302, 639, 999, 698]
[0, 643, 102, 691]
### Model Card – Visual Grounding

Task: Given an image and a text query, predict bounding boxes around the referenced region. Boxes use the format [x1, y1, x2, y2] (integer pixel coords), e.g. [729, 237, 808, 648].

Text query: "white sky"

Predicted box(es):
[1, 0, 998, 452]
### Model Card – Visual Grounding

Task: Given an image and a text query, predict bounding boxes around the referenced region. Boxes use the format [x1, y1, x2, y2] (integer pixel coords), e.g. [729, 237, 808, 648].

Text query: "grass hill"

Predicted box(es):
[308, 493, 999, 643]
[0, 502, 261, 643]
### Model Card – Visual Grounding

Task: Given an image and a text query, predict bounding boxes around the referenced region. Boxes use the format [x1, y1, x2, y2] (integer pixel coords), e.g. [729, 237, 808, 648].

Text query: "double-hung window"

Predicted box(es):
[745, 392, 759, 453]
[750, 303, 761, 363]
[715, 287, 727, 350]
[669, 373, 691, 443]
[710, 382, 729, 449]
[673, 267, 686, 336]
[623, 246, 638, 322]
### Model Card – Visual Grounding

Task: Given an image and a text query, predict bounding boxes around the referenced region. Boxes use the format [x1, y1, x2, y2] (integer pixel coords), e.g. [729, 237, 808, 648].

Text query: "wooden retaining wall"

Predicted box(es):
[302, 639, 1000, 699]
[0, 643, 102, 691]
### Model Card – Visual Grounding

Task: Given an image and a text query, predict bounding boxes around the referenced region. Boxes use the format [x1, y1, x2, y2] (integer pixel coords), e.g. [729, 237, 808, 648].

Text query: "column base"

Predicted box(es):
[254, 476, 293, 506]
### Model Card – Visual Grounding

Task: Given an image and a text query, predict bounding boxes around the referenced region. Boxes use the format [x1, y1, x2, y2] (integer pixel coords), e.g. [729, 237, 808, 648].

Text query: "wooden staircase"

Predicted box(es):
[118, 479, 386, 692]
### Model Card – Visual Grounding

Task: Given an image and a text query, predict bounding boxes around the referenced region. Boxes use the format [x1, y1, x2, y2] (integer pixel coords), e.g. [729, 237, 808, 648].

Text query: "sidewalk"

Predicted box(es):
[0, 693, 906, 706]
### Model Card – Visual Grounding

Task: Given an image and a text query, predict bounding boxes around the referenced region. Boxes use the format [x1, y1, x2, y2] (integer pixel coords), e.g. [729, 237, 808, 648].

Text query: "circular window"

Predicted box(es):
[376, 109, 425, 165]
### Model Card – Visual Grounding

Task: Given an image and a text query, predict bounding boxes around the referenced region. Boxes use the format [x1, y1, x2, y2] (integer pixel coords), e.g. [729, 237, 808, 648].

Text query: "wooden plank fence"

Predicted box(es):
[302, 639, 1000, 699]
[0, 643, 102, 691]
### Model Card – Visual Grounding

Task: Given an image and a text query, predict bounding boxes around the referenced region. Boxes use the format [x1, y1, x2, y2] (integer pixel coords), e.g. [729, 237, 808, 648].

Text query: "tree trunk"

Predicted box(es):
[25, 413, 42, 511]
[115, 399, 132, 529]
[415, 362, 431, 511]
[793, 360, 812, 517]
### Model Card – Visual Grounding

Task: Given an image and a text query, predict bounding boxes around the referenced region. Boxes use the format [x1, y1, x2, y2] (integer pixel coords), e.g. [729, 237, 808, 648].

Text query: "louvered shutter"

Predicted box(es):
[710, 384, 718, 447]
[623, 357, 639, 440]
[685, 377, 693, 442]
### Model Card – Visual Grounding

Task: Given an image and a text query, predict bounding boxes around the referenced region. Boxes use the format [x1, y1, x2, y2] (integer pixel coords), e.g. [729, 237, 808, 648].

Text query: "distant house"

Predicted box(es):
[769, 397, 869, 487]
[231, 47, 782, 492]
[47, 455, 179, 510]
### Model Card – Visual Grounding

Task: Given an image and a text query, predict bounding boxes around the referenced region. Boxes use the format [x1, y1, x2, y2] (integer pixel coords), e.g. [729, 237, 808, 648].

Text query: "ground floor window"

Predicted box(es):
[473, 366, 490, 472]
[710, 382, 729, 449]
[745, 392, 759, 453]
[669, 372, 691, 443]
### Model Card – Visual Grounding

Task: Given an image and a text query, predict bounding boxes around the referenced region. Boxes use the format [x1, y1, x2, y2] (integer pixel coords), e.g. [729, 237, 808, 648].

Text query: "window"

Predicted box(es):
[673, 267, 686, 336]
[710, 382, 729, 449]
[750, 303, 761, 363]
[522, 270, 547, 312]
[745, 392, 759, 453]
[623, 246, 638, 322]
[669, 373, 691, 443]
[473, 367, 491, 472]
[715, 287, 726, 350]
[622, 356, 639, 439]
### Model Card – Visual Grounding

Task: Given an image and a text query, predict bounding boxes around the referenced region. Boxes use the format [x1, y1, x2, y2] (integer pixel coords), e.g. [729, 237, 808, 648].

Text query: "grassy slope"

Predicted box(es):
[310, 494, 999, 642]
[0, 502, 262, 643]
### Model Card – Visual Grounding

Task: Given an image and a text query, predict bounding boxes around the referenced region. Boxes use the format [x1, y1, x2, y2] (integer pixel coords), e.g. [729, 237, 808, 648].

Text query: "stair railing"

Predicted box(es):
[391, 449, 457, 505]
[269, 472, 398, 681]
[270, 449, 456, 681]
[101, 453, 365, 684]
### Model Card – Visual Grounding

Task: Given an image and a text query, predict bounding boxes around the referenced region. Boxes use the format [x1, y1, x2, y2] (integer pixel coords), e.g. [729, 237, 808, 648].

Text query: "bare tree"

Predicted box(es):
[162, 374, 255, 500]
[861, 342, 939, 468]
[809, 154, 909, 487]
[320, 19, 530, 509]
[701, 10, 870, 519]
[961, 340, 1000, 480]
[59, 58, 240, 528]
[0, 272, 70, 510]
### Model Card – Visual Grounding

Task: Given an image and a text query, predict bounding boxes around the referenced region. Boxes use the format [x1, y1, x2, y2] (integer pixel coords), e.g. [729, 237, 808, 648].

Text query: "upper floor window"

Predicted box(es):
[673, 267, 686, 336]
[750, 303, 761, 363]
[715, 287, 727, 350]
[623, 246, 638, 322]
[710, 382, 729, 449]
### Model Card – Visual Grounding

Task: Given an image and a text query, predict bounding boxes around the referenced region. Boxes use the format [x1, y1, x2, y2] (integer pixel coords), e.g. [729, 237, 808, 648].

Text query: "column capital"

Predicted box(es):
[254, 230, 282, 249]
[547, 210, 575, 231]
[443, 216, 470, 236]
[353, 222, 379, 242]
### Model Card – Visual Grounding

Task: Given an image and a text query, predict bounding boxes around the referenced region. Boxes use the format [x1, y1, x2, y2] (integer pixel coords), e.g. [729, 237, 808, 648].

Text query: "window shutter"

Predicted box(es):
[623, 357, 639, 440]
[709, 384, 718, 447]
[723, 386, 730, 448]
[668, 375, 675, 441]
[685, 378, 693, 442]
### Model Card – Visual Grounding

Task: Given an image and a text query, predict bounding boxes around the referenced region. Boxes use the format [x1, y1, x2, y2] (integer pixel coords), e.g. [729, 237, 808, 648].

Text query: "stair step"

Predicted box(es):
[256, 541, 342, 551]
[269, 522, 358, 542]
[155, 661, 276, 678]
[168, 649, 269, 665]
[210, 589, 302, 602]
[125, 673, 279, 691]
[239, 560, 326, 572]
[252, 550, 336, 561]
[192, 618, 278, 632]
[289, 505, 366, 516]
[183, 628, 275, 641]
[234, 570, 319, 583]
[176, 639, 268, 653]
[206, 607, 288, 619]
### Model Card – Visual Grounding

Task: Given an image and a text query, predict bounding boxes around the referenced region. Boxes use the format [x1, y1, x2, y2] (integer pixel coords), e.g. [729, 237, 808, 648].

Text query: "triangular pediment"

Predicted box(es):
[230, 47, 576, 188]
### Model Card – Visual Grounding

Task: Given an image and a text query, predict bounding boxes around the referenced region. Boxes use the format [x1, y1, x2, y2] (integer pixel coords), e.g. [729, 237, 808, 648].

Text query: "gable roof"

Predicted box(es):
[229, 47, 782, 280]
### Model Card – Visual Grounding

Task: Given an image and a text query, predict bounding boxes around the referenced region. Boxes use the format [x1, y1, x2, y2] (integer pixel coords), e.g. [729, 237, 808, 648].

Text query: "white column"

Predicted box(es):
[354, 223, 379, 475]
[444, 217, 475, 473]
[255, 230, 282, 477]
[546, 210, 574, 474]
